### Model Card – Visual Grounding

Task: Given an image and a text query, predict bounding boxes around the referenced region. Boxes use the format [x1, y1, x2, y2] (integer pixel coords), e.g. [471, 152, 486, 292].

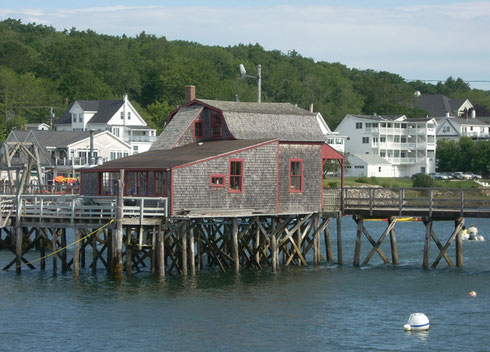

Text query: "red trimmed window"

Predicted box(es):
[229, 159, 244, 193]
[210, 174, 225, 187]
[126, 171, 148, 196]
[289, 159, 303, 192]
[211, 115, 222, 138]
[194, 120, 203, 139]
[100, 172, 119, 195]
[154, 171, 168, 196]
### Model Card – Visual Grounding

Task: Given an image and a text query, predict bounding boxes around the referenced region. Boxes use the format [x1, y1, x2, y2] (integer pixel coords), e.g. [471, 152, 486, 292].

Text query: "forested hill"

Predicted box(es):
[1, 18, 490, 139]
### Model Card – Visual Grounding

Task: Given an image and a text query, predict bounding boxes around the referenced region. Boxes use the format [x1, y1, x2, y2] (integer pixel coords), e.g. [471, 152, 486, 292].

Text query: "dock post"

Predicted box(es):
[389, 217, 399, 264]
[40, 230, 46, 270]
[423, 219, 432, 269]
[61, 229, 68, 272]
[157, 224, 165, 277]
[336, 212, 343, 265]
[92, 229, 97, 274]
[324, 217, 333, 261]
[52, 229, 57, 276]
[126, 242, 132, 276]
[232, 218, 239, 273]
[112, 170, 124, 279]
[15, 194, 22, 274]
[456, 218, 463, 267]
[181, 223, 188, 276]
[313, 213, 320, 266]
[353, 217, 362, 266]
[189, 223, 196, 276]
[73, 229, 80, 278]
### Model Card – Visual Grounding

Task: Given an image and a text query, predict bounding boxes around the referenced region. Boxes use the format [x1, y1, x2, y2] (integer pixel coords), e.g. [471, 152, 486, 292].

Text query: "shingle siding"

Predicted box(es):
[172, 141, 278, 213]
[278, 144, 322, 213]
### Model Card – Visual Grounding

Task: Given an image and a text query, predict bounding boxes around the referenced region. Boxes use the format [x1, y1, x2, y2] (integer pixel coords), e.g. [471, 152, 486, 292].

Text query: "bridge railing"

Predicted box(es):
[342, 187, 490, 216]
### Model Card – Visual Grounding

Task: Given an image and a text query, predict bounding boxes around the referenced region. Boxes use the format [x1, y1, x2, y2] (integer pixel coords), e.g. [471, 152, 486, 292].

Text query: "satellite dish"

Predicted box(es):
[239, 64, 246, 77]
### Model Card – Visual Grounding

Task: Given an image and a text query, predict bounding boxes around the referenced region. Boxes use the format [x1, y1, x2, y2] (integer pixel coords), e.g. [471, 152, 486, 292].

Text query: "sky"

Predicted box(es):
[1, 0, 490, 90]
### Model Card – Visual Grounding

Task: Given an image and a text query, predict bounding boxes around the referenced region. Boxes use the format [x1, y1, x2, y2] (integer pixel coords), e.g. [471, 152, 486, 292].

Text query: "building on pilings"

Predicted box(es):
[80, 85, 344, 217]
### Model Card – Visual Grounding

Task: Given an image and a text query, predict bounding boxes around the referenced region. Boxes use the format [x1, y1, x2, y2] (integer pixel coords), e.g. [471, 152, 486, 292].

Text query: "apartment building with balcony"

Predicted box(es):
[334, 114, 437, 177]
[55, 94, 157, 154]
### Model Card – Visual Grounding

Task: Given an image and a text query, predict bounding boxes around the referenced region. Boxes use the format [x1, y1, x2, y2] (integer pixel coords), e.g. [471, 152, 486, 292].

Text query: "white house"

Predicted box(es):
[335, 114, 437, 177]
[6, 130, 131, 177]
[55, 94, 157, 154]
[436, 117, 490, 141]
[312, 109, 346, 153]
[345, 154, 392, 177]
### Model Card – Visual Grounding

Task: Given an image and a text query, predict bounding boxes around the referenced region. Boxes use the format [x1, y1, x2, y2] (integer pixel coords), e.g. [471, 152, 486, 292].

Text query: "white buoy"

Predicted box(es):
[404, 313, 430, 331]
[469, 291, 477, 297]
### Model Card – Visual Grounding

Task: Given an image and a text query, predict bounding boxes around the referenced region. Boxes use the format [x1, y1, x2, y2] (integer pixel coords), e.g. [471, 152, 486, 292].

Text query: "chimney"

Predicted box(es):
[123, 93, 128, 103]
[471, 109, 476, 119]
[309, 103, 314, 113]
[185, 85, 196, 103]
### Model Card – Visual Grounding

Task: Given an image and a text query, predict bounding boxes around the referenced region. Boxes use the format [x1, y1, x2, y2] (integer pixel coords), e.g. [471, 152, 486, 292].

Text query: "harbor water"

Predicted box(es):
[1, 217, 489, 351]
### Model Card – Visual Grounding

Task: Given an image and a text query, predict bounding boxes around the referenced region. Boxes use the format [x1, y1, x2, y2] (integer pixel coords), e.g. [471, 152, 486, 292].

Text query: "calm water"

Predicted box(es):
[1, 217, 489, 351]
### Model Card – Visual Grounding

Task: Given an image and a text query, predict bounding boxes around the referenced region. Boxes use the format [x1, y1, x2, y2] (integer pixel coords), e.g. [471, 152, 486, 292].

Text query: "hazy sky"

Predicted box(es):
[2, 0, 490, 90]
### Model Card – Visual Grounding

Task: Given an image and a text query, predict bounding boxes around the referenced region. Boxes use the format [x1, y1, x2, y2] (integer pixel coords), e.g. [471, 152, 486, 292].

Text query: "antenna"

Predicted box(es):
[238, 64, 262, 103]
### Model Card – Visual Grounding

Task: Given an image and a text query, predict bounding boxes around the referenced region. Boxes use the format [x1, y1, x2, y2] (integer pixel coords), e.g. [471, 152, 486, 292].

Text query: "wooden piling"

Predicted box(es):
[112, 170, 124, 279]
[73, 229, 80, 278]
[181, 226, 188, 276]
[389, 217, 399, 264]
[456, 218, 463, 267]
[52, 229, 57, 276]
[336, 212, 343, 265]
[189, 224, 196, 276]
[157, 224, 165, 277]
[353, 217, 362, 266]
[61, 229, 68, 272]
[313, 214, 320, 266]
[324, 218, 333, 261]
[423, 220, 432, 269]
[40, 231, 46, 270]
[232, 218, 239, 273]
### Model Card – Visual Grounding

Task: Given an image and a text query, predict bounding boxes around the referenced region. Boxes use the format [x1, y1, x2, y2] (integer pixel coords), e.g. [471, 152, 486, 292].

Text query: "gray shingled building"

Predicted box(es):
[81, 86, 344, 216]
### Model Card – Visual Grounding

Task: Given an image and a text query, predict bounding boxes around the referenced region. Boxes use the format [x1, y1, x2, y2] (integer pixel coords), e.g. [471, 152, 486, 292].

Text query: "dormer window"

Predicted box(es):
[78, 113, 83, 123]
[211, 115, 222, 138]
[72, 114, 76, 123]
[194, 121, 203, 139]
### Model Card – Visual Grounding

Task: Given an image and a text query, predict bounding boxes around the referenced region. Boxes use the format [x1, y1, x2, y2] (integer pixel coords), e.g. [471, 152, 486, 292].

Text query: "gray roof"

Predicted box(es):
[200, 100, 326, 142]
[88, 139, 276, 170]
[478, 116, 490, 124]
[56, 100, 124, 125]
[351, 153, 391, 165]
[445, 117, 488, 126]
[8, 130, 92, 149]
[150, 105, 204, 150]
[415, 94, 467, 117]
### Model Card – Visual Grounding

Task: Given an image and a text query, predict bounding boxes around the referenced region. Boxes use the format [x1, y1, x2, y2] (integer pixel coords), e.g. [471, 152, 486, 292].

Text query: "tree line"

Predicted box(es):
[1, 18, 490, 142]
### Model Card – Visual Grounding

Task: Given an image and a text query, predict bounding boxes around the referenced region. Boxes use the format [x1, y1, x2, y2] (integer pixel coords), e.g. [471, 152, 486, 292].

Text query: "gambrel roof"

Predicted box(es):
[151, 99, 326, 151]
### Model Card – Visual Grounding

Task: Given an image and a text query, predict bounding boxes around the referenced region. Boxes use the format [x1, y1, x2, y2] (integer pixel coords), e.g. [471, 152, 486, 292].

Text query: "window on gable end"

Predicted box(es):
[210, 174, 225, 187]
[128, 111, 131, 120]
[289, 159, 303, 193]
[229, 159, 244, 193]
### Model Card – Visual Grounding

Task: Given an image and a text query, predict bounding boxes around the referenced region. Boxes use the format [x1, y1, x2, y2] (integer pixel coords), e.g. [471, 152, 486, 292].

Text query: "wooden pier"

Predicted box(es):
[1, 186, 489, 277]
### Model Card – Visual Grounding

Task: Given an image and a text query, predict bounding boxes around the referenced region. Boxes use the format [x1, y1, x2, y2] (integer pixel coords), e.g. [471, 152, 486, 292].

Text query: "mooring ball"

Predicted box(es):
[469, 291, 477, 297]
[403, 324, 412, 331]
[405, 313, 430, 331]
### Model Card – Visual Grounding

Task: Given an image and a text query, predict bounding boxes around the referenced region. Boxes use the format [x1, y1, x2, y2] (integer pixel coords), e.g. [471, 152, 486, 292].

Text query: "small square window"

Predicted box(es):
[356, 122, 363, 129]
[210, 174, 225, 187]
